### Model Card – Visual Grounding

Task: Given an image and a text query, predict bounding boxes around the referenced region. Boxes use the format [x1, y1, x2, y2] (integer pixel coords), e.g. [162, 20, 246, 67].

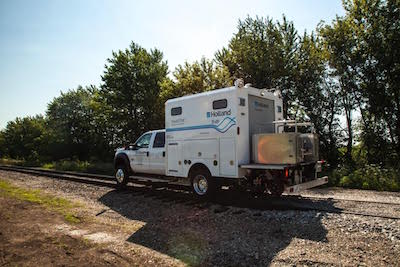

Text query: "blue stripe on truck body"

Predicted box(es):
[166, 117, 236, 133]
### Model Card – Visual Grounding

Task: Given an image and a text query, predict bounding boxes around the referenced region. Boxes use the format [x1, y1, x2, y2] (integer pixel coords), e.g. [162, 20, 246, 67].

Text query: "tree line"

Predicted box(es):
[1, 0, 399, 190]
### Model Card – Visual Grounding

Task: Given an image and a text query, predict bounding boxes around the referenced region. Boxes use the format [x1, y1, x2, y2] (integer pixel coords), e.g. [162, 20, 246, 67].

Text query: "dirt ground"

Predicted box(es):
[0, 192, 184, 266]
[1, 170, 400, 266]
[0, 196, 129, 266]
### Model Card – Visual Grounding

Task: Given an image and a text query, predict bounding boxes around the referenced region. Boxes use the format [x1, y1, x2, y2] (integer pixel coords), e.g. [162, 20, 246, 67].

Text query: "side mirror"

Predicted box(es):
[128, 144, 139, 150]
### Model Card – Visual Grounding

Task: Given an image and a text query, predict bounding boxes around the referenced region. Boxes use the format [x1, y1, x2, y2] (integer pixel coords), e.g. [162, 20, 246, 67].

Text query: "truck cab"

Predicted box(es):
[115, 130, 166, 176]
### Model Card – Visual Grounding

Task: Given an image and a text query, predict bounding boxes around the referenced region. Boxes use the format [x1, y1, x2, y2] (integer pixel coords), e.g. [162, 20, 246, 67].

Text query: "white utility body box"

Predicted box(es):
[165, 84, 283, 178]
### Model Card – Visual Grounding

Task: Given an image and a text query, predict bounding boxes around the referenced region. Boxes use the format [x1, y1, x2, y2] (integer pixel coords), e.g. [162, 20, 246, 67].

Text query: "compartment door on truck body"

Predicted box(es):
[167, 141, 183, 176]
[148, 131, 166, 175]
[219, 138, 236, 176]
[183, 139, 219, 177]
[130, 132, 151, 173]
[248, 95, 275, 135]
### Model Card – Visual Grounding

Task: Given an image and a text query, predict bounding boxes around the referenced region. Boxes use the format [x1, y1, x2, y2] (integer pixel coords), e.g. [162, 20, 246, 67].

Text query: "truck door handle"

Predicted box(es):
[146, 151, 149, 157]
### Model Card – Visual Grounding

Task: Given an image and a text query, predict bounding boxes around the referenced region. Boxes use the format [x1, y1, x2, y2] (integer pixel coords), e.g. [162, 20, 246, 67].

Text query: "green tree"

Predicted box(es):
[216, 15, 299, 117]
[101, 42, 169, 146]
[0, 130, 5, 158]
[295, 32, 341, 166]
[88, 88, 115, 159]
[216, 15, 341, 165]
[321, 0, 400, 166]
[344, 0, 400, 164]
[320, 17, 361, 165]
[46, 85, 108, 160]
[159, 57, 232, 102]
[1, 116, 47, 161]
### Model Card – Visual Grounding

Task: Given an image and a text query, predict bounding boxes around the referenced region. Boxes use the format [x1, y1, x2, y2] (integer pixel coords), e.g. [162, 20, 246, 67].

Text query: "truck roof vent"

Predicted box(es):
[234, 79, 244, 88]
[244, 83, 252, 88]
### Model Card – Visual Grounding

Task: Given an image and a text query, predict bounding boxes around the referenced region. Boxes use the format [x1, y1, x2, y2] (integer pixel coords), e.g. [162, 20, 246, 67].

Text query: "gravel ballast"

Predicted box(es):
[1, 170, 399, 266]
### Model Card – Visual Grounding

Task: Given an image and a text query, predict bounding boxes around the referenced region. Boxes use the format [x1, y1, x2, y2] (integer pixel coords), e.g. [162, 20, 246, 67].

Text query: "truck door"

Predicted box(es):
[148, 132, 166, 175]
[130, 132, 152, 173]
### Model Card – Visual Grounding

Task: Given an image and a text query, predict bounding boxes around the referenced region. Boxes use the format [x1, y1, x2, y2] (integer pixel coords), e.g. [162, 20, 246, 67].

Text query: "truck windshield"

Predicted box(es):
[135, 133, 151, 148]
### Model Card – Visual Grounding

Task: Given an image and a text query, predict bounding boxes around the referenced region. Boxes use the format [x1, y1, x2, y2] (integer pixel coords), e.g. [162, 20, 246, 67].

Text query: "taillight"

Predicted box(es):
[237, 126, 240, 135]
[285, 168, 289, 178]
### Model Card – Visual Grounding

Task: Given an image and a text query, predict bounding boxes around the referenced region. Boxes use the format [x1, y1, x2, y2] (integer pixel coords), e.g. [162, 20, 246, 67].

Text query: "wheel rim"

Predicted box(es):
[116, 169, 124, 183]
[193, 174, 208, 195]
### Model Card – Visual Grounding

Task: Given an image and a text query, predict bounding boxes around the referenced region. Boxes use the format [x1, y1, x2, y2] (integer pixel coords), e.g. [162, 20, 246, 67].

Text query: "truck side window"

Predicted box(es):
[135, 133, 151, 148]
[153, 132, 165, 148]
[213, 99, 227, 109]
[171, 107, 182, 116]
[277, 105, 282, 113]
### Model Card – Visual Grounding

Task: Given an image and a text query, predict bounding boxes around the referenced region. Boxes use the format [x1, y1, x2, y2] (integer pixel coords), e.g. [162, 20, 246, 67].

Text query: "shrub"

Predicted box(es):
[328, 165, 350, 186]
[42, 160, 89, 172]
[338, 164, 400, 192]
[42, 160, 113, 175]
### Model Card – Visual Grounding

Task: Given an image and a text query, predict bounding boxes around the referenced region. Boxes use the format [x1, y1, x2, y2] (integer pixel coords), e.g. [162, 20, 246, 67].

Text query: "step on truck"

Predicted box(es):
[114, 79, 328, 197]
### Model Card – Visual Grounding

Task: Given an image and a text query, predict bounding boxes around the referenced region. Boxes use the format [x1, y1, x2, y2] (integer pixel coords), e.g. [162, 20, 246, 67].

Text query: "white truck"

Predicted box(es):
[114, 80, 328, 197]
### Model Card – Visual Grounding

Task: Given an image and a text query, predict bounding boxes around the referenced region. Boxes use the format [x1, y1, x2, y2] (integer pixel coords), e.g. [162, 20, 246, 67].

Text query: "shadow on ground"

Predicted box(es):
[99, 185, 339, 266]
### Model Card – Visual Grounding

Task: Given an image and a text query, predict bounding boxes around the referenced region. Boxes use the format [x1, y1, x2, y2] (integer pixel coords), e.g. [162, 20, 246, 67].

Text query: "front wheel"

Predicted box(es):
[190, 168, 215, 198]
[115, 165, 129, 189]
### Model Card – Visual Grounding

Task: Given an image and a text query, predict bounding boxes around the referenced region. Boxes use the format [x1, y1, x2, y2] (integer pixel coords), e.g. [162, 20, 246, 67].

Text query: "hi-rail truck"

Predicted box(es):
[114, 79, 328, 197]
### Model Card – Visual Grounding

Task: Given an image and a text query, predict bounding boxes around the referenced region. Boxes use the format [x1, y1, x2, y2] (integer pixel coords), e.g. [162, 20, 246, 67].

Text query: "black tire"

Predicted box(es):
[115, 164, 129, 189]
[190, 167, 215, 198]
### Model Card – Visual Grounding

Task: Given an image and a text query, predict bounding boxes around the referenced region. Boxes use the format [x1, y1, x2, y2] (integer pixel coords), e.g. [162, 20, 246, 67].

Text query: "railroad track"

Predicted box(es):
[1, 165, 400, 220]
[298, 195, 400, 206]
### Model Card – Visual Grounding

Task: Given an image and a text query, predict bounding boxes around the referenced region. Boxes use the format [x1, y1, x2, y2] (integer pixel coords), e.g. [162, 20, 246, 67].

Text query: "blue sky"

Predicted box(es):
[0, 0, 345, 129]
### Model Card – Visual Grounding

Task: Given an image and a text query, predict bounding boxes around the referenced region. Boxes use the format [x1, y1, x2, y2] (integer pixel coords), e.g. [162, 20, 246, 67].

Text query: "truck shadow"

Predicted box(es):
[99, 186, 338, 266]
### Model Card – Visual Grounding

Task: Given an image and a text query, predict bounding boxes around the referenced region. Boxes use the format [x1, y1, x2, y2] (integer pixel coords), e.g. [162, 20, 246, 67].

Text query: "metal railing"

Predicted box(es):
[272, 120, 315, 134]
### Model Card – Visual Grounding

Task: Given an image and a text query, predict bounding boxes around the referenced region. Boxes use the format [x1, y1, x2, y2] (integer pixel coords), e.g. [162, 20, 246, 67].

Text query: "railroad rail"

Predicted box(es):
[1, 165, 400, 220]
[297, 194, 400, 206]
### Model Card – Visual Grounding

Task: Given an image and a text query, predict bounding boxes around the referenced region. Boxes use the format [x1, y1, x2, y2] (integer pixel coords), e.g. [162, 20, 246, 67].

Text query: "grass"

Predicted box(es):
[0, 158, 24, 166]
[41, 160, 114, 175]
[0, 157, 114, 175]
[0, 179, 82, 223]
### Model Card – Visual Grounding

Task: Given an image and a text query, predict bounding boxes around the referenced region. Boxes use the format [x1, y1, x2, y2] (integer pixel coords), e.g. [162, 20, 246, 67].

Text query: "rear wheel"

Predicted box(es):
[115, 164, 129, 189]
[190, 168, 215, 198]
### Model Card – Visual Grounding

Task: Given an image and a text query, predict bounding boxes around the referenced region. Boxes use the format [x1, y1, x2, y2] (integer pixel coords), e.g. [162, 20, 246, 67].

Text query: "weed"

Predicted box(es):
[0, 157, 114, 175]
[64, 213, 82, 224]
[0, 179, 82, 223]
